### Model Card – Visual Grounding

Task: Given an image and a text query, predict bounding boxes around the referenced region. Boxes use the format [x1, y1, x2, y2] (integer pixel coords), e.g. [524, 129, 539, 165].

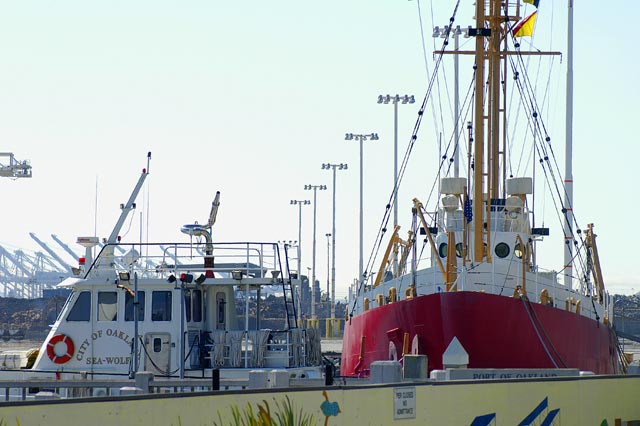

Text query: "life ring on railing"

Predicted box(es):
[46, 334, 75, 364]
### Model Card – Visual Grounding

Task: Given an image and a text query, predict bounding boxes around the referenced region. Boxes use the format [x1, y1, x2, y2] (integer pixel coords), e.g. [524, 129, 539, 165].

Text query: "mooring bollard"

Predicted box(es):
[134, 371, 154, 394]
[325, 362, 334, 386]
[211, 368, 220, 391]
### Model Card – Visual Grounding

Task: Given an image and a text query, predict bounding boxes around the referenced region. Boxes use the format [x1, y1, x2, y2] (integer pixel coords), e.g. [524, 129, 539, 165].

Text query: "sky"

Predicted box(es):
[0, 0, 638, 299]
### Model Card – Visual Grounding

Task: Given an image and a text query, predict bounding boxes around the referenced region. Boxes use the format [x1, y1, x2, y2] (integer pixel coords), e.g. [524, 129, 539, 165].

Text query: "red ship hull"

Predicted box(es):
[342, 291, 621, 376]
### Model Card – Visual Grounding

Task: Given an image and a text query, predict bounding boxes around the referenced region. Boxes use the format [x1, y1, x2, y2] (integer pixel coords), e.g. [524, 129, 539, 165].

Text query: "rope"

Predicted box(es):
[521, 298, 557, 368]
[505, 31, 596, 289]
[520, 297, 566, 368]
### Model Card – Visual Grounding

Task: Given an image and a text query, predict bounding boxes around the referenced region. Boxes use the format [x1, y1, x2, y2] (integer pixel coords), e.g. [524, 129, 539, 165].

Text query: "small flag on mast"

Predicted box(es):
[513, 11, 538, 37]
[464, 198, 473, 223]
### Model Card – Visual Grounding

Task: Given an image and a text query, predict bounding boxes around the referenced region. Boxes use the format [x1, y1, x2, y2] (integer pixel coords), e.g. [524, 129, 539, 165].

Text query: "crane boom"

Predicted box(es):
[0, 153, 32, 178]
[106, 152, 151, 245]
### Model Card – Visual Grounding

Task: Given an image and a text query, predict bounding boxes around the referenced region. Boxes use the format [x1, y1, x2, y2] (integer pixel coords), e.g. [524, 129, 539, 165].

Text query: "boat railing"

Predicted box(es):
[439, 209, 532, 234]
[361, 266, 603, 321]
[202, 328, 321, 369]
[0, 377, 246, 402]
[87, 241, 289, 281]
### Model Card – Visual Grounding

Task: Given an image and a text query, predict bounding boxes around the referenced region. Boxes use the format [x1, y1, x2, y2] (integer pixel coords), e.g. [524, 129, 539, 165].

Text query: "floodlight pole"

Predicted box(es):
[290, 199, 310, 323]
[345, 133, 378, 287]
[377, 95, 415, 275]
[304, 184, 327, 319]
[321, 163, 347, 319]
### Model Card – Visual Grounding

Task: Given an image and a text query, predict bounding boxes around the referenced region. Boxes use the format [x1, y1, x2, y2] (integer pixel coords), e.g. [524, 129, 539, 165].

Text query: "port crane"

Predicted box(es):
[0, 153, 32, 179]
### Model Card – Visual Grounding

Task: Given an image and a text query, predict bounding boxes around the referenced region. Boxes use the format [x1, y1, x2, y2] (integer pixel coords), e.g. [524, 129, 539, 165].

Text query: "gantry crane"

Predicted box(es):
[0, 153, 31, 178]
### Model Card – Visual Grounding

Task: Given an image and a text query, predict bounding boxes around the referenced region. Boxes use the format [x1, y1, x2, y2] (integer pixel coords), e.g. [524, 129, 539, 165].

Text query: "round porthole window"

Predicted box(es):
[455, 242, 465, 258]
[438, 242, 448, 258]
[514, 243, 523, 259]
[495, 242, 510, 258]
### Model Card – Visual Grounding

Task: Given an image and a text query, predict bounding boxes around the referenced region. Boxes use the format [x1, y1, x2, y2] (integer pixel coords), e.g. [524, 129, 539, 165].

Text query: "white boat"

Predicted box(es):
[1, 153, 323, 383]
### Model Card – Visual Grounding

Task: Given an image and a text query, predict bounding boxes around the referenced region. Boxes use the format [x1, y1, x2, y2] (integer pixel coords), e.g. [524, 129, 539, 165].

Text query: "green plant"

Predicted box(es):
[213, 396, 316, 426]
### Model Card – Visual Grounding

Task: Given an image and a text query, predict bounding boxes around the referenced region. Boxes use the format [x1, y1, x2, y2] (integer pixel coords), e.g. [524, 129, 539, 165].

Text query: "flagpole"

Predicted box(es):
[563, 0, 574, 289]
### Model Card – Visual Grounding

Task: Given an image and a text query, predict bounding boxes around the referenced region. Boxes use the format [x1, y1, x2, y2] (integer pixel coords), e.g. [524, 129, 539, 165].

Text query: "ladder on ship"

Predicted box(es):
[280, 244, 298, 329]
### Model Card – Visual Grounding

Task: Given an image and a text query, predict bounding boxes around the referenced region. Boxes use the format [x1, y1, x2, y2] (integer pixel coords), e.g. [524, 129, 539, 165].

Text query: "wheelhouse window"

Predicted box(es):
[67, 291, 91, 322]
[152, 291, 172, 321]
[125, 291, 145, 322]
[98, 291, 118, 321]
[185, 289, 202, 323]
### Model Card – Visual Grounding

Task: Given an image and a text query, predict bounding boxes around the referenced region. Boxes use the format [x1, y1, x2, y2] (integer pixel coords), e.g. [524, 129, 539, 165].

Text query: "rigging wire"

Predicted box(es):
[349, 0, 463, 317]
[506, 27, 593, 290]
[416, 0, 441, 140]
[352, 3, 602, 319]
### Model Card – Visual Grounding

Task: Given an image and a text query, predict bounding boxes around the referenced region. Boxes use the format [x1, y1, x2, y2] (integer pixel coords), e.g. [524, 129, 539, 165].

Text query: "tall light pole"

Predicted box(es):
[290, 200, 310, 323]
[345, 132, 378, 288]
[431, 26, 462, 176]
[377, 95, 414, 275]
[304, 184, 327, 320]
[325, 232, 331, 312]
[321, 163, 348, 319]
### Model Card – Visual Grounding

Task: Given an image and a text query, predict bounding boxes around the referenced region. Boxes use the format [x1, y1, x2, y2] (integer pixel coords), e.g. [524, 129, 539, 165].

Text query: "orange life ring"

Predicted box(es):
[46, 334, 75, 364]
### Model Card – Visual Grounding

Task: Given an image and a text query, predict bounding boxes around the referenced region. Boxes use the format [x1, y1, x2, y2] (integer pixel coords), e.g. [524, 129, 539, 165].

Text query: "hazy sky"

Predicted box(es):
[0, 0, 638, 298]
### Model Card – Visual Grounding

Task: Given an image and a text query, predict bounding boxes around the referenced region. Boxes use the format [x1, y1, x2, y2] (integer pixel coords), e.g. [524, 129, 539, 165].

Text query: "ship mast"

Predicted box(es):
[472, 0, 545, 264]
[564, 0, 575, 288]
[472, 0, 486, 263]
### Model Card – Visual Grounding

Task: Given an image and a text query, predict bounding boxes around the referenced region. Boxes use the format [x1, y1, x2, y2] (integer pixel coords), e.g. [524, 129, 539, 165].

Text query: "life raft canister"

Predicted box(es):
[46, 334, 75, 364]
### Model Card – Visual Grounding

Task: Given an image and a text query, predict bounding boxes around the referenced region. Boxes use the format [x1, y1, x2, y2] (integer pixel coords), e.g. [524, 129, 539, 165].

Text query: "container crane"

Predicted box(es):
[0, 153, 31, 178]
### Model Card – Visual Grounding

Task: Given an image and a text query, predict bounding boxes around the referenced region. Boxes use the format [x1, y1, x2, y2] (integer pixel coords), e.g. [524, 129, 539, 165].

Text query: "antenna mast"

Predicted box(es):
[564, 0, 575, 288]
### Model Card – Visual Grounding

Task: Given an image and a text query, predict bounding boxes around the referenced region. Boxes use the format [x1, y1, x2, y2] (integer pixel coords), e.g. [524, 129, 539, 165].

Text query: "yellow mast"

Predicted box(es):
[473, 0, 522, 264]
[584, 223, 606, 304]
[472, 0, 486, 263]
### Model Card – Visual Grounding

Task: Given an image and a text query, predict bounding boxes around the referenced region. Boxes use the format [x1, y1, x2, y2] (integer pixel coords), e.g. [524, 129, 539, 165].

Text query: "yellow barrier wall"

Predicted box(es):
[1, 376, 639, 425]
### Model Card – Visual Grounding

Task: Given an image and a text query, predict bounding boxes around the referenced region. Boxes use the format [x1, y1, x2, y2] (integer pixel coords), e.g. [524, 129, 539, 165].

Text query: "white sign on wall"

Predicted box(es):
[393, 386, 416, 420]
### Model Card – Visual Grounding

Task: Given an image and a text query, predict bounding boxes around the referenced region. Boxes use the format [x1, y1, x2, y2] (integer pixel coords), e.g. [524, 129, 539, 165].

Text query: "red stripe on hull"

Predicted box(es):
[342, 292, 620, 376]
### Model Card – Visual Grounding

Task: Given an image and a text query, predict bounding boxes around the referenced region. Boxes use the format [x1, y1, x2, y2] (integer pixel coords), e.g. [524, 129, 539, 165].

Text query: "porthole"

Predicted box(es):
[438, 242, 448, 258]
[455, 243, 465, 258]
[514, 243, 524, 259]
[495, 242, 510, 258]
